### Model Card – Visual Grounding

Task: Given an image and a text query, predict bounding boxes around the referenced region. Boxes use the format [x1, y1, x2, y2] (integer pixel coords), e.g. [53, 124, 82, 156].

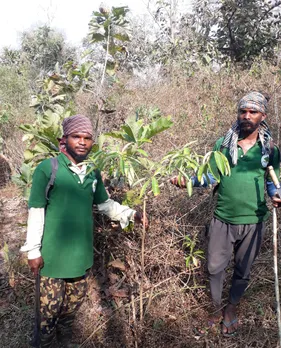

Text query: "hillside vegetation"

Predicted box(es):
[1, 1, 281, 347]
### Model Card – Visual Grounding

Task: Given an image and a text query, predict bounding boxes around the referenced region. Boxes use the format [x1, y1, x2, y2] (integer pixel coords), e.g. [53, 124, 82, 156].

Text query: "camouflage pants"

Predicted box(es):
[39, 274, 88, 347]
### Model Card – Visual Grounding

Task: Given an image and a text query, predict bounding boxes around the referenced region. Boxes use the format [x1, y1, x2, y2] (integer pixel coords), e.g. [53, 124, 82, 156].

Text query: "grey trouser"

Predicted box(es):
[207, 217, 265, 306]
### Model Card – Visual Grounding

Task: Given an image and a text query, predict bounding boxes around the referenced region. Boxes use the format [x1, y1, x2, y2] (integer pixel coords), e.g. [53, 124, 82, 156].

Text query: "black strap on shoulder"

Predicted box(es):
[268, 140, 275, 167]
[265, 140, 276, 178]
[45, 157, 59, 200]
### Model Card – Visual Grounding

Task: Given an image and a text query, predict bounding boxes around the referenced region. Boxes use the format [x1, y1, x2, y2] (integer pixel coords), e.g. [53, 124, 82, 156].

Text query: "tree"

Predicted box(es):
[87, 6, 131, 85]
[129, 0, 214, 76]
[20, 25, 76, 75]
[192, 0, 281, 64]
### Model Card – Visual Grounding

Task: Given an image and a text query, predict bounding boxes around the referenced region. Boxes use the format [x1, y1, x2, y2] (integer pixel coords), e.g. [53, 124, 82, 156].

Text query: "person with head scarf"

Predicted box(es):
[171, 91, 281, 337]
[21, 115, 149, 348]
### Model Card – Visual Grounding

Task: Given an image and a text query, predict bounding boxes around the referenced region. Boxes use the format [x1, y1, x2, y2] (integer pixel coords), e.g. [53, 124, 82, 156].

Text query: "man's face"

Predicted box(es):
[238, 108, 266, 133]
[64, 132, 93, 163]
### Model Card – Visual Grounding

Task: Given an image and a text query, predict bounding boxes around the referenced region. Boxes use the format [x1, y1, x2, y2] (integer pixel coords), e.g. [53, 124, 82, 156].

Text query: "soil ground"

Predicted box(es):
[1, 183, 281, 348]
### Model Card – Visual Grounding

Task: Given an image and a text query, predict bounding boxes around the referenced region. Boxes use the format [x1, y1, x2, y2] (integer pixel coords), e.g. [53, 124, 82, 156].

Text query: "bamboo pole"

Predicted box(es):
[273, 207, 281, 347]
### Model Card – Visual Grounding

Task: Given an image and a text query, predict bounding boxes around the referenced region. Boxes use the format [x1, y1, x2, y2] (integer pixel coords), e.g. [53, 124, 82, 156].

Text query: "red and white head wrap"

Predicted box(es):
[62, 114, 93, 137]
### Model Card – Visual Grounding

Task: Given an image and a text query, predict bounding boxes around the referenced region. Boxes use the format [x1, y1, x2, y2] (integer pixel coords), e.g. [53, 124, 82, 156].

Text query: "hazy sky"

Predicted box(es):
[0, 0, 192, 49]
[0, 0, 149, 49]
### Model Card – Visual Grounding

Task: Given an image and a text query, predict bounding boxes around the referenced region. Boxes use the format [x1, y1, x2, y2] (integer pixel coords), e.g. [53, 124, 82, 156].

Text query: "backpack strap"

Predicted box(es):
[268, 140, 275, 167]
[45, 157, 59, 200]
[264, 140, 277, 179]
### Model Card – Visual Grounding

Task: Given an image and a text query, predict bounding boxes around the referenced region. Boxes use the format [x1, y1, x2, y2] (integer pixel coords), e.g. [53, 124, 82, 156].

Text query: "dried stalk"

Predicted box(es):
[274, 88, 280, 148]
[140, 197, 147, 322]
[130, 293, 138, 348]
[79, 270, 187, 347]
[144, 286, 154, 318]
[273, 207, 281, 346]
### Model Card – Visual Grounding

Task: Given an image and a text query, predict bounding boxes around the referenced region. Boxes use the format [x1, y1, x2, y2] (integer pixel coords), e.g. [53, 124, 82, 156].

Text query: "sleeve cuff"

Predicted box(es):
[27, 249, 41, 260]
[120, 209, 136, 229]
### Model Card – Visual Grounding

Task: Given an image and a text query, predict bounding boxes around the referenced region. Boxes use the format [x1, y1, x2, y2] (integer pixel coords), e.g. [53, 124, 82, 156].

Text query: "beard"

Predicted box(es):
[239, 120, 259, 135]
[65, 143, 91, 163]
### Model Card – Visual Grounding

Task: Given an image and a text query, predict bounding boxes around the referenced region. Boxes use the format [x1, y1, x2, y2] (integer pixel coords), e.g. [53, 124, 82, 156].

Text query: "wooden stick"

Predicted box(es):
[130, 293, 138, 348]
[265, 167, 281, 346]
[273, 207, 281, 347]
[140, 197, 147, 322]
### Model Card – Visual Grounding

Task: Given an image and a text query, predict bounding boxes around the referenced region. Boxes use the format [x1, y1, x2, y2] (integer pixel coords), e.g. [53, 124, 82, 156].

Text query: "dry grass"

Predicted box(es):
[76, 61, 281, 159]
[1, 63, 281, 347]
[1, 184, 281, 348]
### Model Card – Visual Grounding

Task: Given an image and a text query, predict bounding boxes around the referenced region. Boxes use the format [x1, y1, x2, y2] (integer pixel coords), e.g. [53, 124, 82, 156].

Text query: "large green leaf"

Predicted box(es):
[24, 150, 34, 161]
[113, 33, 130, 42]
[89, 33, 105, 43]
[124, 162, 136, 187]
[104, 131, 127, 141]
[142, 116, 173, 140]
[197, 163, 208, 182]
[208, 152, 220, 182]
[20, 163, 33, 182]
[151, 177, 160, 196]
[139, 179, 150, 198]
[187, 179, 193, 197]
[124, 116, 144, 143]
[214, 151, 225, 175]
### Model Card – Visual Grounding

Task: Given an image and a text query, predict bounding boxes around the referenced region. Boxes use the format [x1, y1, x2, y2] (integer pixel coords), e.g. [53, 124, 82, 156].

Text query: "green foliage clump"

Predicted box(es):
[21, 25, 76, 75]
[193, 0, 281, 64]
[183, 234, 204, 268]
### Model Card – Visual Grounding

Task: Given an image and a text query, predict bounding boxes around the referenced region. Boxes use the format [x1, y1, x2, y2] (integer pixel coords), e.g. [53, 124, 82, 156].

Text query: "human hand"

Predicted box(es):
[134, 211, 149, 230]
[28, 257, 44, 275]
[271, 194, 281, 208]
[170, 176, 186, 188]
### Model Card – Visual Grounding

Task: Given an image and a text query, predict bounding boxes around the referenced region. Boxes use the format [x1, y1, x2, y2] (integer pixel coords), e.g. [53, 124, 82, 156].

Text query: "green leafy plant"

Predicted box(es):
[12, 163, 34, 200]
[136, 106, 162, 121]
[16, 60, 95, 196]
[198, 150, 231, 183]
[161, 143, 200, 196]
[161, 144, 231, 197]
[183, 234, 204, 268]
[87, 114, 173, 196]
[0, 103, 12, 124]
[88, 6, 131, 82]
[19, 60, 96, 166]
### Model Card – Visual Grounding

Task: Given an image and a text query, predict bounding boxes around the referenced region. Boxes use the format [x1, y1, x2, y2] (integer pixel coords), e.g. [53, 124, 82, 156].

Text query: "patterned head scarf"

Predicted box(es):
[221, 92, 272, 166]
[237, 91, 268, 114]
[62, 114, 93, 137]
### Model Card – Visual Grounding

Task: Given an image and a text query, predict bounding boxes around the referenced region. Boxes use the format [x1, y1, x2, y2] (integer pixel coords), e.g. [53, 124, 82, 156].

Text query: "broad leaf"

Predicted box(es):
[187, 179, 193, 197]
[151, 177, 160, 196]
[214, 151, 225, 175]
[142, 116, 173, 140]
[208, 152, 220, 182]
[139, 179, 150, 198]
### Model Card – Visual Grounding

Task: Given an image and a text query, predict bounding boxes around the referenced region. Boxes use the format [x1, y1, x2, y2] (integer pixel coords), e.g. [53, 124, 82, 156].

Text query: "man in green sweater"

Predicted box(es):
[171, 91, 281, 337]
[21, 114, 148, 347]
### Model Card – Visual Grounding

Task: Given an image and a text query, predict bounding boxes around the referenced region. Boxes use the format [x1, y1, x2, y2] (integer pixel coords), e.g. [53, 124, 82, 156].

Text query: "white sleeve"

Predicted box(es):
[20, 207, 45, 259]
[97, 199, 136, 229]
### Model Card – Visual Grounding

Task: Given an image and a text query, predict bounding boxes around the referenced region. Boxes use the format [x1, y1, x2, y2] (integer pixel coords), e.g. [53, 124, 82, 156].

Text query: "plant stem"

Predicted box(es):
[140, 197, 147, 322]
[100, 21, 111, 87]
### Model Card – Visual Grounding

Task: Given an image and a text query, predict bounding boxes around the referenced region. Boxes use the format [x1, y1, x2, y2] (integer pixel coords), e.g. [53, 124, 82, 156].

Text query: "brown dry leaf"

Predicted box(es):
[108, 286, 128, 298]
[165, 314, 177, 321]
[108, 272, 120, 284]
[108, 258, 126, 271]
[9, 271, 15, 288]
